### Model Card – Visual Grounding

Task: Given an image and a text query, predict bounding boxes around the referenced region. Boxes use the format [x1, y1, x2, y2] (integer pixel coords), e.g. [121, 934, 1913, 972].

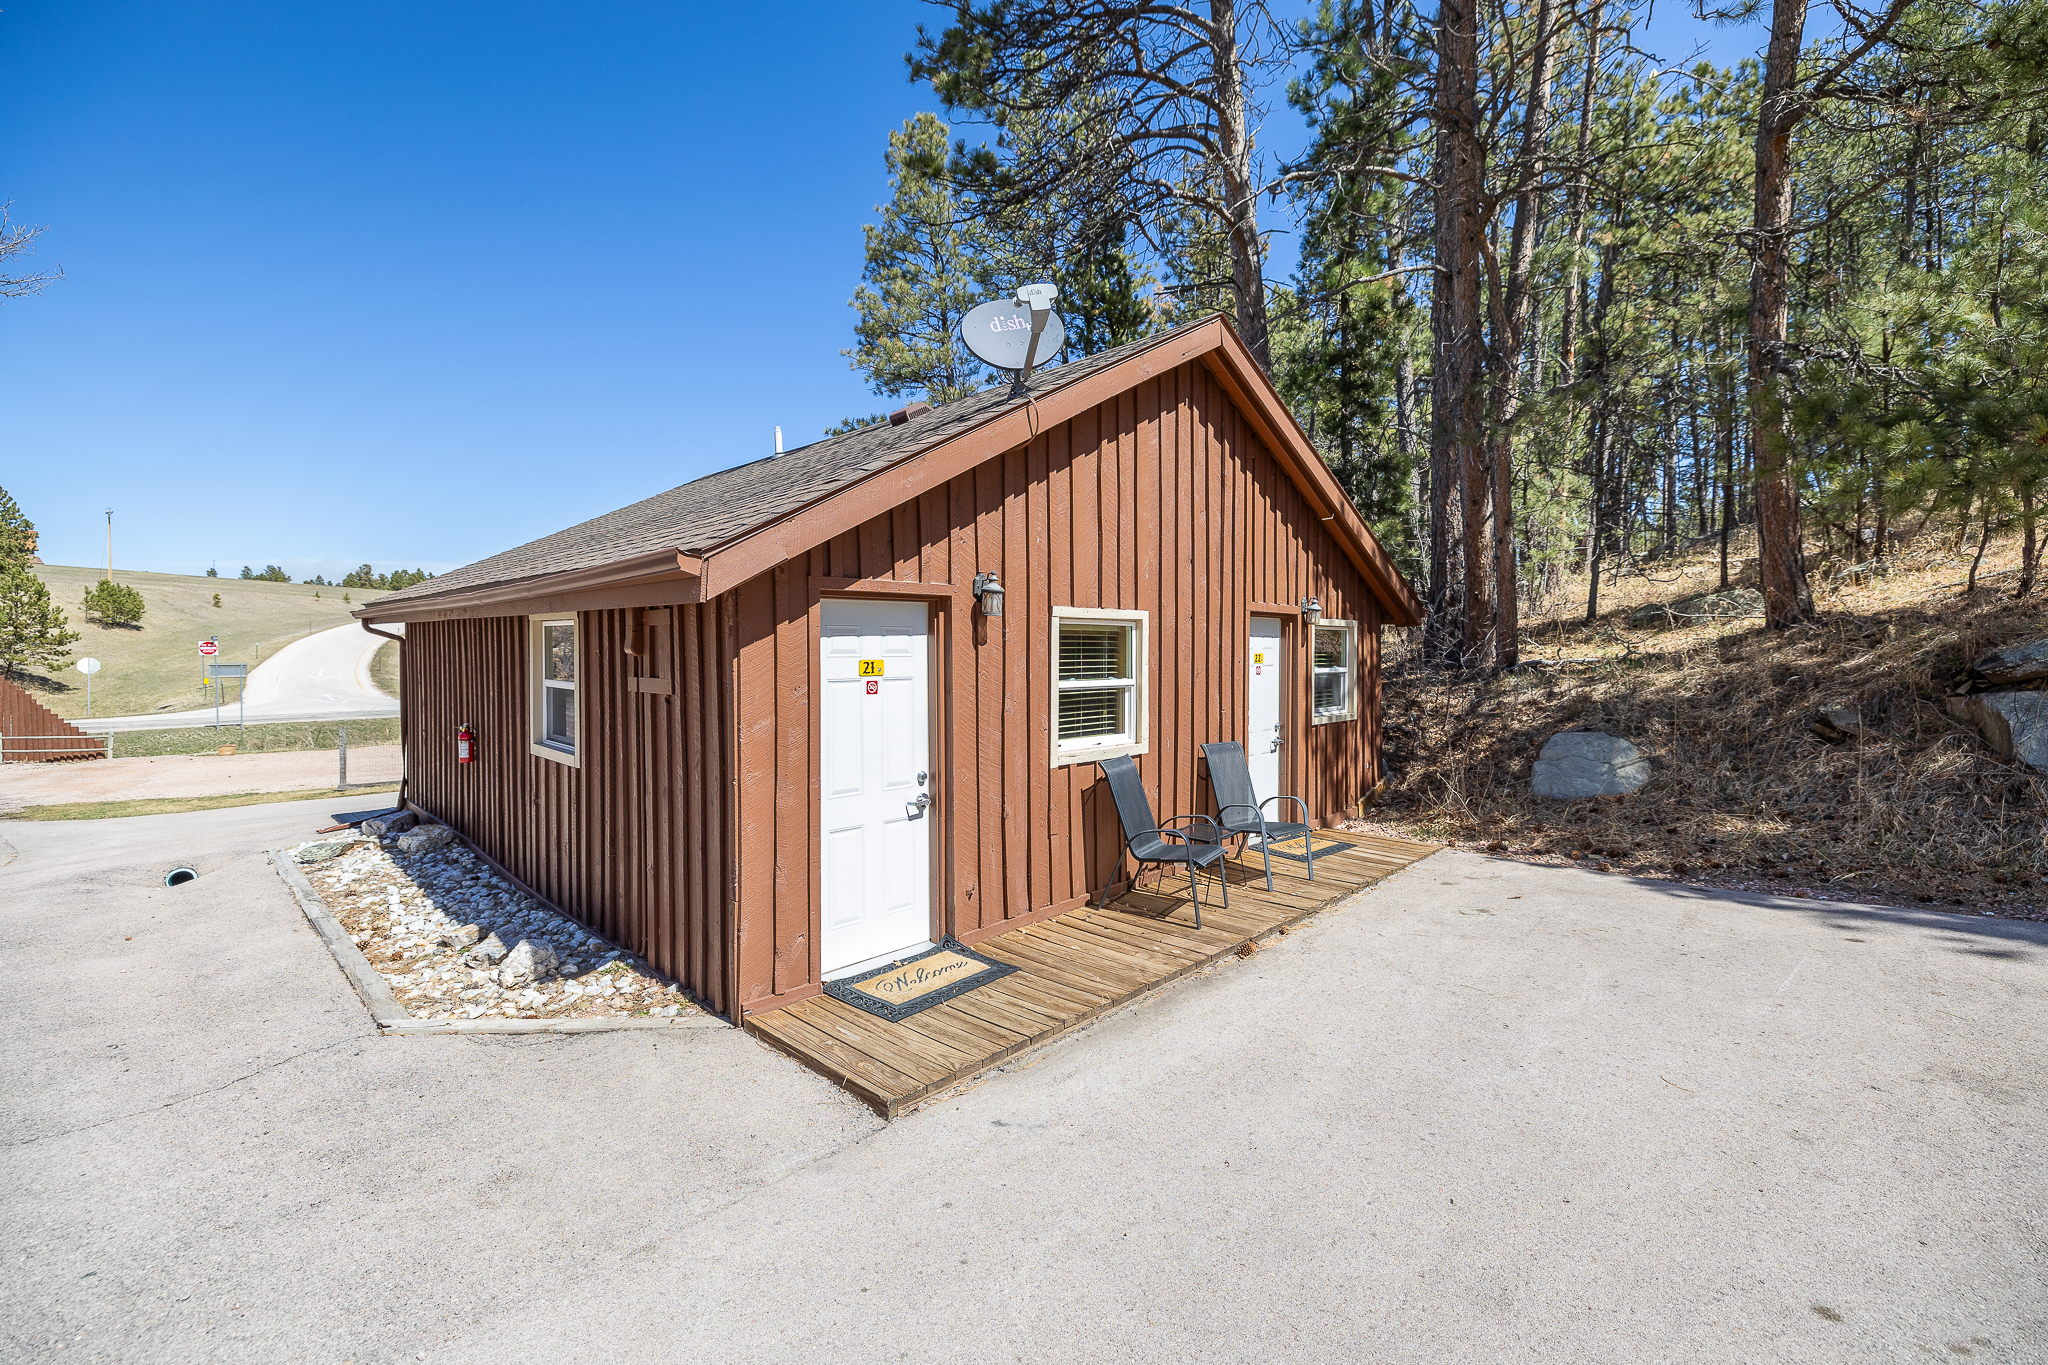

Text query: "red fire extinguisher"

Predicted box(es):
[457, 722, 476, 764]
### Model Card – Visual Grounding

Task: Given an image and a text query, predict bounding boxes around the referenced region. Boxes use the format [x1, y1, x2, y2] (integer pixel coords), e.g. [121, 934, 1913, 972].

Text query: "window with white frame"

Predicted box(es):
[1053, 608, 1148, 763]
[1312, 621, 1357, 723]
[531, 615, 579, 761]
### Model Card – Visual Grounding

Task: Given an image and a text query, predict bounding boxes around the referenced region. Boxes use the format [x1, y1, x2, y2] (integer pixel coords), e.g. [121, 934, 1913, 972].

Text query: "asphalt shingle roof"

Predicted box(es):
[376, 322, 1206, 606]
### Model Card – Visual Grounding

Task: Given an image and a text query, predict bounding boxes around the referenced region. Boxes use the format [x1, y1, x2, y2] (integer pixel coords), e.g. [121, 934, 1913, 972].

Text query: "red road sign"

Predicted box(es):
[198, 640, 219, 657]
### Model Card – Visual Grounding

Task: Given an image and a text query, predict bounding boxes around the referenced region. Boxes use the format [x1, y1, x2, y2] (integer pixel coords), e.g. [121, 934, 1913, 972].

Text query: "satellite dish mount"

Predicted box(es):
[1009, 283, 1059, 398]
[959, 284, 1068, 400]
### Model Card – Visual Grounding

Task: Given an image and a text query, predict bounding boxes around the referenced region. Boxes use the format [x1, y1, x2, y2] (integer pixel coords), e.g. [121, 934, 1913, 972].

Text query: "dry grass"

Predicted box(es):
[1365, 525, 2048, 920]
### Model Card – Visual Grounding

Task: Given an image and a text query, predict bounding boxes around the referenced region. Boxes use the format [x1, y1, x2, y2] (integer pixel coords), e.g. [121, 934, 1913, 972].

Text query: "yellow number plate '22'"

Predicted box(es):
[858, 659, 885, 678]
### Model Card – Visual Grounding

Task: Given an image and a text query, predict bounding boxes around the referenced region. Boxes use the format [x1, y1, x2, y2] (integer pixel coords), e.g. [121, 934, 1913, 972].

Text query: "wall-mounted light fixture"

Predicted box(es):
[1299, 594, 1321, 625]
[973, 571, 1005, 617]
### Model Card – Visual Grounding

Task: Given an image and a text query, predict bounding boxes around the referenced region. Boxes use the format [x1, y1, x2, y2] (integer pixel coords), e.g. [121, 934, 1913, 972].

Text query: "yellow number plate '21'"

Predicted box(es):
[858, 659, 885, 678]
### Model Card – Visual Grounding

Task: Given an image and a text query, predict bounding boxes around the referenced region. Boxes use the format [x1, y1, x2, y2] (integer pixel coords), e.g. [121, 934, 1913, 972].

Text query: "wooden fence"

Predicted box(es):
[0, 676, 107, 761]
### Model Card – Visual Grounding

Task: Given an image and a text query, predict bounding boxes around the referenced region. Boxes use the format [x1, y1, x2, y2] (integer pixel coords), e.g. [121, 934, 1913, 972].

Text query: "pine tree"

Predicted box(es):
[0, 485, 38, 569]
[0, 565, 80, 679]
[846, 113, 998, 403]
[81, 580, 145, 627]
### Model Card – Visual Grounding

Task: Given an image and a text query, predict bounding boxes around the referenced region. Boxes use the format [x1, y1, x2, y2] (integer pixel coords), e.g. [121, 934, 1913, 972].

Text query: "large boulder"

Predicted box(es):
[497, 939, 562, 989]
[1964, 692, 2048, 772]
[1628, 587, 1765, 629]
[1531, 732, 1651, 799]
[1972, 638, 2048, 688]
[396, 823, 455, 854]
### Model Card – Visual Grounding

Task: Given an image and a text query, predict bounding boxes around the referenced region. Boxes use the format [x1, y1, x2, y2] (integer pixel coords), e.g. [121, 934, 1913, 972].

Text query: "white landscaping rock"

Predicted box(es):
[396, 824, 455, 854]
[1531, 731, 1651, 800]
[497, 939, 562, 988]
[361, 812, 417, 837]
[462, 933, 509, 967]
[1965, 692, 2048, 772]
[436, 922, 483, 950]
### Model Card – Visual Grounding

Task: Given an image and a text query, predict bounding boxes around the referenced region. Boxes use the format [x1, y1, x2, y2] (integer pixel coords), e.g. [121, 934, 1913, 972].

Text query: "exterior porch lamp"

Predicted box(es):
[973, 571, 1005, 617]
[1299, 595, 1321, 625]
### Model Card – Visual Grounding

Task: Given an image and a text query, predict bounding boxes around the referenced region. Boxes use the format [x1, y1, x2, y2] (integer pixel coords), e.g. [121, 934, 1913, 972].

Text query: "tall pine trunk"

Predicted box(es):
[1747, 0, 1816, 627]
[1212, 0, 1273, 368]
[1432, 0, 1490, 665]
[1484, 0, 1559, 669]
[1555, 0, 1605, 385]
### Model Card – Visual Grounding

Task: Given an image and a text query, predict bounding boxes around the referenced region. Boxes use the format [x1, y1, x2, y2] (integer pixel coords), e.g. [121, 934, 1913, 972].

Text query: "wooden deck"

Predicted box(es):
[744, 831, 1439, 1117]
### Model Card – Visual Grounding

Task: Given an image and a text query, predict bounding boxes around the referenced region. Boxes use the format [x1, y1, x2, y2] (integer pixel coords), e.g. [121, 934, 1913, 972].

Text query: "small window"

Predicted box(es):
[1052, 607, 1149, 765]
[531, 615, 579, 764]
[1312, 621, 1357, 723]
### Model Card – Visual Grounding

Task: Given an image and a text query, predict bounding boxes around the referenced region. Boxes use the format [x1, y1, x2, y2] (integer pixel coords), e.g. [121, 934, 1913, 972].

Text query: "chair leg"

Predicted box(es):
[1219, 853, 1229, 908]
[1190, 858, 1203, 930]
[1259, 820, 1274, 891]
[1305, 831, 1315, 883]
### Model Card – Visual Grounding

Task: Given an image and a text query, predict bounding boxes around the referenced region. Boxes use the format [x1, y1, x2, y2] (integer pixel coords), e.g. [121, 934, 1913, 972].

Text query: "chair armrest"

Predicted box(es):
[1125, 827, 1193, 862]
[1160, 813, 1222, 844]
[1260, 795, 1310, 822]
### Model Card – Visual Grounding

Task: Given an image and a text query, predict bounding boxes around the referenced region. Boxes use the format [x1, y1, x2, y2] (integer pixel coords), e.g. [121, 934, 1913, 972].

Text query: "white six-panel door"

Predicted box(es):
[819, 599, 934, 975]
[1248, 616, 1285, 809]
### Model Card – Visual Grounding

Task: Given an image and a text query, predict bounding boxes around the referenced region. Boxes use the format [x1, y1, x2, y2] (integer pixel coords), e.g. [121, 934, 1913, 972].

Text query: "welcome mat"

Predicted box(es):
[1249, 833, 1358, 865]
[822, 939, 1017, 1022]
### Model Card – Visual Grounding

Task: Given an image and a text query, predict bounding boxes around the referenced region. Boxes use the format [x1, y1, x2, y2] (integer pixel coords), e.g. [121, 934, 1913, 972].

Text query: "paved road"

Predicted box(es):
[78, 622, 402, 733]
[0, 747, 402, 813]
[3, 804, 2043, 1363]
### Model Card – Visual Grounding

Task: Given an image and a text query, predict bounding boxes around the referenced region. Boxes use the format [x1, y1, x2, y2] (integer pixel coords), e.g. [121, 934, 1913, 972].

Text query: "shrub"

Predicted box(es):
[81, 579, 146, 628]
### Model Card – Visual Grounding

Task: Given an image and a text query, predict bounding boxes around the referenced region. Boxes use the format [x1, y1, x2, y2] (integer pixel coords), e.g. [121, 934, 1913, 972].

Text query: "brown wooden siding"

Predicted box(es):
[403, 358, 1387, 1024]
[728, 359, 1384, 1015]
[402, 604, 736, 1016]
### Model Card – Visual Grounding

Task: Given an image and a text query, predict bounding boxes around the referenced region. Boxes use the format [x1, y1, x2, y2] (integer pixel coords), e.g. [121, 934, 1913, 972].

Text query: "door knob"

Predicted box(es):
[907, 793, 932, 819]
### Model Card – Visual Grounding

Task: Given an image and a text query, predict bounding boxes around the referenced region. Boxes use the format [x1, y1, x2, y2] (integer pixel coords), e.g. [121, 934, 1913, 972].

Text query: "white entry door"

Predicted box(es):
[820, 599, 934, 976]
[1248, 616, 1285, 808]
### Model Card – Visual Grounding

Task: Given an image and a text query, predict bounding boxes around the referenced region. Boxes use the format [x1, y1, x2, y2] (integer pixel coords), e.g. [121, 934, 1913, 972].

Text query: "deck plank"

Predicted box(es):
[743, 833, 1440, 1117]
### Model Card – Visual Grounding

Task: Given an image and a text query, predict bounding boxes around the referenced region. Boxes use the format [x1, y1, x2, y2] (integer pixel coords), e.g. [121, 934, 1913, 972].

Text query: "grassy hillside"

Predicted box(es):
[18, 565, 390, 720]
[1370, 524, 2048, 918]
[370, 637, 400, 698]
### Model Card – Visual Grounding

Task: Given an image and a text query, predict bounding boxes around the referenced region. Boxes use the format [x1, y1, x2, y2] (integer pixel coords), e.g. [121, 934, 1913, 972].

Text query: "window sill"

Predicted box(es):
[529, 741, 581, 769]
[1053, 739, 1150, 769]
[1311, 712, 1358, 727]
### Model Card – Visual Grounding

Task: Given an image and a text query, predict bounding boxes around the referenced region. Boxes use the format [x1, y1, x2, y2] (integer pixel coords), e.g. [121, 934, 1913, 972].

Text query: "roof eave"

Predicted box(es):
[355, 548, 703, 624]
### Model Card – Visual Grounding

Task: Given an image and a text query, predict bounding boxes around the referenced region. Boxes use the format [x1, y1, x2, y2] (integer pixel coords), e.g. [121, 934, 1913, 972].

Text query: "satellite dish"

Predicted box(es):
[961, 296, 1068, 372]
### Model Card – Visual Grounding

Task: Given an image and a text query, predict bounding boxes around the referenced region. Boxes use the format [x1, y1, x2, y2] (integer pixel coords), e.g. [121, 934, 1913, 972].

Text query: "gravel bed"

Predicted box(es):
[294, 830, 706, 1021]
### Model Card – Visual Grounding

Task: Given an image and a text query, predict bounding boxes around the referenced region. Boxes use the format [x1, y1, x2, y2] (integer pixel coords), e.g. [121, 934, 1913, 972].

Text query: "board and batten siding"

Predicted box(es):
[401, 604, 737, 1017]
[404, 358, 1385, 1023]
[728, 358, 1384, 1016]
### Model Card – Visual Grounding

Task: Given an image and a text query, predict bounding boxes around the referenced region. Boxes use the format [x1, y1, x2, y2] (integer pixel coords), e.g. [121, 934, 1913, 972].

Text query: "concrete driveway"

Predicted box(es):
[3, 802, 2043, 1364]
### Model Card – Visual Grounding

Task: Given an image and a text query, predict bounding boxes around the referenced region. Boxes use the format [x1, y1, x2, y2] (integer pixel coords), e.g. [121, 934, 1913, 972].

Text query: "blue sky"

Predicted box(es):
[2, 1, 1767, 580]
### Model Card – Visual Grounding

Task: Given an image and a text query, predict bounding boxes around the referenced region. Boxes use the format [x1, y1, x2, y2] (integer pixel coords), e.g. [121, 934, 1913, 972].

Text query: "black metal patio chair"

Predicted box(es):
[1199, 741, 1316, 891]
[1098, 755, 1228, 928]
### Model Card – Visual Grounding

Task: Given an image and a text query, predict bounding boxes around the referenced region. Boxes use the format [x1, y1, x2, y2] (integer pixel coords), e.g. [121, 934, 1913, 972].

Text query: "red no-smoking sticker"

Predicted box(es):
[865, 680, 879, 695]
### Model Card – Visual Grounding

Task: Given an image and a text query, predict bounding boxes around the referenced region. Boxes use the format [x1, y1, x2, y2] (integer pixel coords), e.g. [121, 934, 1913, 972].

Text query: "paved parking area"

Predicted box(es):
[3, 799, 2043, 1363]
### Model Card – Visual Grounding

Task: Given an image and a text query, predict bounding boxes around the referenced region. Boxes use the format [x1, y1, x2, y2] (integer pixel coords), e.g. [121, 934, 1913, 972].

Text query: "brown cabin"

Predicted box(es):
[358, 317, 1423, 1024]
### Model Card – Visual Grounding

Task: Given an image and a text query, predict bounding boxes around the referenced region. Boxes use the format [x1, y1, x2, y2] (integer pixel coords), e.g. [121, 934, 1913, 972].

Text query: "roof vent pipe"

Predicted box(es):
[774, 425, 783, 456]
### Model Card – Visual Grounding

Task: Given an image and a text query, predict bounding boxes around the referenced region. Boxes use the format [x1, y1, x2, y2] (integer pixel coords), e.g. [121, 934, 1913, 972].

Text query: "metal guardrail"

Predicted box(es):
[0, 734, 112, 762]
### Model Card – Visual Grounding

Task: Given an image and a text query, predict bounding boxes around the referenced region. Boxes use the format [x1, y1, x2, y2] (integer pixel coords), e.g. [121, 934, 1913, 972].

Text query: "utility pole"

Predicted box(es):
[104, 509, 113, 581]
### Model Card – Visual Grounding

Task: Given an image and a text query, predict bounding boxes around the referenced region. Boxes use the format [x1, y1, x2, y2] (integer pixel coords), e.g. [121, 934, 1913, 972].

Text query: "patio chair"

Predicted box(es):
[1097, 755, 1228, 927]
[1199, 741, 1316, 891]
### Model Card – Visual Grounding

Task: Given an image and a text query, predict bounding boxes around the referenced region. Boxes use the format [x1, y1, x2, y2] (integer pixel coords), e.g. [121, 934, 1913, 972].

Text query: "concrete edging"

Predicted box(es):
[267, 847, 726, 1036]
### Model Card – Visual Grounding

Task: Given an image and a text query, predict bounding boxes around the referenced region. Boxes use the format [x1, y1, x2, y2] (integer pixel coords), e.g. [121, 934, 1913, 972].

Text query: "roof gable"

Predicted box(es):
[363, 317, 1423, 626]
